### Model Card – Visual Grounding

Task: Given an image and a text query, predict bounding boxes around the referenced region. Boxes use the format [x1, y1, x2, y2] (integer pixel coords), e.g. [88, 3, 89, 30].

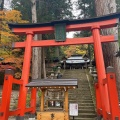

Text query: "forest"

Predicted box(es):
[0, 0, 120, 83]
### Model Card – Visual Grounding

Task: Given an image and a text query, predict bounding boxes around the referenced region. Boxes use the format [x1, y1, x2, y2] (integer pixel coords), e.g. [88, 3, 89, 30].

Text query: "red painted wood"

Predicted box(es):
[9, 109, 20, 116]
[13, 79, 23, 85]
[30, 88, 37, 114]
[17, 32, 33, 116]
[106, 72, 120, 119]
[0, 74, 13, 120]
[13, 35, 117, 48]
[95, 83, 102, 115]
[0, 15, 119, 120]
[12, 19, 117, 35]
[92, 26, 109, 119]
[25, 107, 33, 112]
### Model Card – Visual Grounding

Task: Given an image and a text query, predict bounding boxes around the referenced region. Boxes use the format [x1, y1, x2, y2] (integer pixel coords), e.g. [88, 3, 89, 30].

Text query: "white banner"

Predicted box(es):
[69, 103, 78, 116]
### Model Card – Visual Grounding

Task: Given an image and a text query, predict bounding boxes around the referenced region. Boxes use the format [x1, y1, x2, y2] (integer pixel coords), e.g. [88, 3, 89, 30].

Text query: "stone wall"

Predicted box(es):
[0, 90, 40, 111]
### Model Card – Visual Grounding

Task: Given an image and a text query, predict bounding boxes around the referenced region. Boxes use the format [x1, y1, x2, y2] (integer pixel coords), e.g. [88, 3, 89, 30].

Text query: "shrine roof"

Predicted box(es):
[26, 79, 78, 88]
[8, 12, 120, 29]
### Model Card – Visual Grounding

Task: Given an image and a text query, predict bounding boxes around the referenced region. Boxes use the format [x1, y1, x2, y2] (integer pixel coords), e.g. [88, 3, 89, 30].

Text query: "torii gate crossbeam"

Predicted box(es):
[0, 12, 120, 120]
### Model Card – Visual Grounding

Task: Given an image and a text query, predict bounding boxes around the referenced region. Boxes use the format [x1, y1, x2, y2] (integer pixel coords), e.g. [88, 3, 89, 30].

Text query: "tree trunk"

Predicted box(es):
[95, 0, 120, 99]
[42, 48, 46, 79]
[0, 0, 4, 10]
[0, 0, 4, 43]
[55, 47, 59, 57]
[31, 0, 42, 79]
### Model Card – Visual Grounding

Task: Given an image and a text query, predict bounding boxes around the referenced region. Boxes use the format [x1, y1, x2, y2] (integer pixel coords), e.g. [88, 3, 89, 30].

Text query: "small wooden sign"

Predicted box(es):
[54, 23, 66, 42]
[69, 103, 78, 116]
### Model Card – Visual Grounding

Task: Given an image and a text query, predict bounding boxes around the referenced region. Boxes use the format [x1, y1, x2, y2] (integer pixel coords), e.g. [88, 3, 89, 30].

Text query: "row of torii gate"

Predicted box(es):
[0, 13, 120, 120]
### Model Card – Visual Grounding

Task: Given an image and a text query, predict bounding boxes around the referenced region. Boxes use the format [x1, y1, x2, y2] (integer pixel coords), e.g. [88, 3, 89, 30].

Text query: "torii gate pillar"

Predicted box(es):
[0, 12, 120, 120]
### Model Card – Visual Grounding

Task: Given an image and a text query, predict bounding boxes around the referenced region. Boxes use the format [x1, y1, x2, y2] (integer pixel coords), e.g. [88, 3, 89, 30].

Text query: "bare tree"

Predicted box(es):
[0, 0, 4, 10]
[31, 0, 47, 79]
[42, 48, 46, 78]
[0, 0, 4, 44]
[95, 0, 120, 98]
[31, 0, 42, 79]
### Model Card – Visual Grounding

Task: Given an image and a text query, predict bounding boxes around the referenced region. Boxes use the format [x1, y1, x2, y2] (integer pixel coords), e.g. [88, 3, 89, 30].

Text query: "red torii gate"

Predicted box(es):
[0, 13, 120, 120]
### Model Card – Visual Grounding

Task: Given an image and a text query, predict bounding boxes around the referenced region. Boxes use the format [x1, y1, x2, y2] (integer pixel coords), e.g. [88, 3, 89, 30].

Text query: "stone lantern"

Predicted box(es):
[83, 54, 88, 69]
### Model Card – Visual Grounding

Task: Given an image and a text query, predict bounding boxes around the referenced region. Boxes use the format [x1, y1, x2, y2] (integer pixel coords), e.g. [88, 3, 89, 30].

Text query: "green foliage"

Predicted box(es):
[52, 66, 58, 73]
[116, 0, 120, 46]
[62, 45, 88, 57]
[73, 0, 97, 60]
[0, 10, 28, 79]
[26, 93, 31, 107]
[11, 0, 32, 22]
[37, 0, 73, 22]
[74, 31, 92, 38]
[11, 0, 73, 61]
[74, 31, 94, 59]
[74, 0, 96, 37]
[77, 0, 96, 18]
[38, 90, 41, 97]
[45, 47, 57, 62]
[116, 0, 120, 12]
[11, 0, 73, 23]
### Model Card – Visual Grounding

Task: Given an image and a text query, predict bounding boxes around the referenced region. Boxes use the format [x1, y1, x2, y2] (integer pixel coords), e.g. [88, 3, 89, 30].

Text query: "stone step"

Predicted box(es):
[77, 88, 90, 90]
[78, 90, 91, 92]
[77, 84, 89, 86]
[78, 113, 96, 118]
[69, 94, 92, 96]
[70, 91, 91, 93]
[78, 103, 94, 106]
[63, 69, 96, 119]
[69, 98, 93, 100]
[77, 84, 90, 86]
[69, 89, 91, 92]
[69, 96, 92, 99]
[69, 103, 94, 107]
[76, 88, 90, 90]
[78, 109, 95, 113]
[69, 91, 91, 93]
[69, 100, 93, 103]
[69, 103, 94, 106]
[69, 92, 91, 94]
[69, 93, 92, 95]
[79, 106, 95, 110]
[75, 88, 91, 90]
[69, 95, 92, 97]
[70, 117, 96, 120]
[78, 81, 88, 82]
[69, 98, 93, 101]
[70, 113, 96, 118]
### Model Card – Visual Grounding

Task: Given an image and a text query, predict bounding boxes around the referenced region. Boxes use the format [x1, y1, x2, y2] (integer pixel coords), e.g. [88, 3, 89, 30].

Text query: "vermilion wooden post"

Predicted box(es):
[92, 26, 110, 119]
[95, 83, 102, 115]
[17, 32, 33, 119]
[0, 14, 118, 119]
[0, 69, 14, 120]
[106, 66, 120, 119]
[30, 87, 37, 117]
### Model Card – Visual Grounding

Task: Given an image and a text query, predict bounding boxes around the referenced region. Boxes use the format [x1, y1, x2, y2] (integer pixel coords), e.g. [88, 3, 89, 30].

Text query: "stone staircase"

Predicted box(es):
[62, 69, 96, 120]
